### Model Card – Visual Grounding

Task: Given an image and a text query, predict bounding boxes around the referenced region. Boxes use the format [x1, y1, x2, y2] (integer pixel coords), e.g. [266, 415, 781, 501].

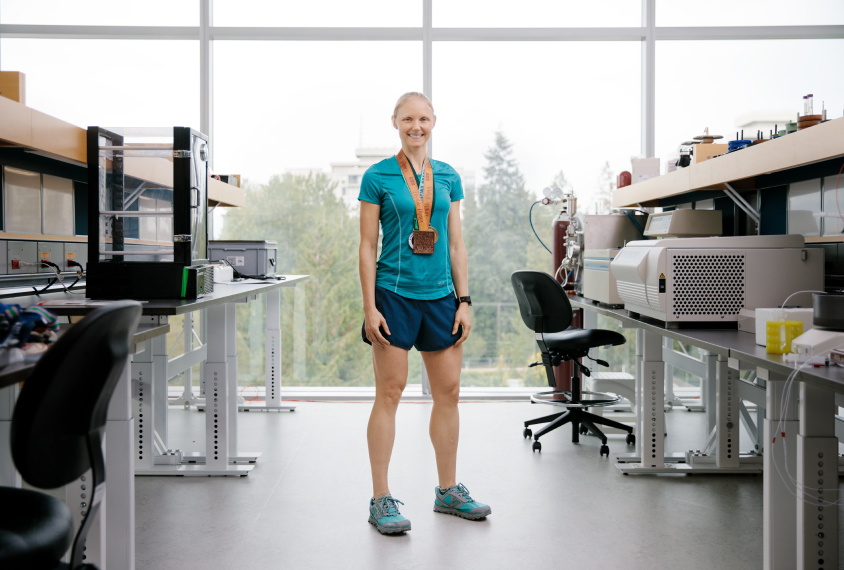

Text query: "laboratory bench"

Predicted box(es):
[0, 275, 309, 569]
[569, 295, 842, 570]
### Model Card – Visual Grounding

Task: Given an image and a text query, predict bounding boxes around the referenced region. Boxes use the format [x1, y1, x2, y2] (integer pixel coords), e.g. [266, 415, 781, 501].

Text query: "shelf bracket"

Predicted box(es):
[723, 183, 760, 229]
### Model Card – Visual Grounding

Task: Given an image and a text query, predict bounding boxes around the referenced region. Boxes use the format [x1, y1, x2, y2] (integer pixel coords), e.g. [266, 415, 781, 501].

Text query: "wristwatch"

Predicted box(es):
[458, 296, 472, 306]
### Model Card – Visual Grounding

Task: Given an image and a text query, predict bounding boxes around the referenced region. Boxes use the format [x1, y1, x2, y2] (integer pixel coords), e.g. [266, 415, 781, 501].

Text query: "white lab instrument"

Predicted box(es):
[790, 328, 844, 361]
[643, 209, 723, 238]
[583, 249, 624, 306]
[609, 235, 823, 324]
[581, 213, 649, 305]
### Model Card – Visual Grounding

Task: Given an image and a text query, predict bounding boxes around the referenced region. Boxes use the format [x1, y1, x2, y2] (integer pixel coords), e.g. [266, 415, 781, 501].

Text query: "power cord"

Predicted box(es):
[220, 258, 286, 282]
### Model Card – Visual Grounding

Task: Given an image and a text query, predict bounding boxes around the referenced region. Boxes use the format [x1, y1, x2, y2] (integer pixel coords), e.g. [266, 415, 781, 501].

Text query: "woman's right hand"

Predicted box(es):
[364, 308, 391, 348]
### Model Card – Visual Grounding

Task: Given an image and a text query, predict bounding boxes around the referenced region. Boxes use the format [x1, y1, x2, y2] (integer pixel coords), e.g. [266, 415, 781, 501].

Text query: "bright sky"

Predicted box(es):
[2, 0, 844, 211]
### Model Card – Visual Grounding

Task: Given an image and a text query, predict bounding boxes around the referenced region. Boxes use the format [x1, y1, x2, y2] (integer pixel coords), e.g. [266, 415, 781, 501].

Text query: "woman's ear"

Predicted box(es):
[391, 116, 398, 129]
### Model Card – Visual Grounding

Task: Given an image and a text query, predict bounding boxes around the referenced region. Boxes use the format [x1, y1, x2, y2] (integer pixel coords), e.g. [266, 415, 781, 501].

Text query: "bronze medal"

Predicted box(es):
[397, 151, 436, 255]
[412, 229, 435, 254]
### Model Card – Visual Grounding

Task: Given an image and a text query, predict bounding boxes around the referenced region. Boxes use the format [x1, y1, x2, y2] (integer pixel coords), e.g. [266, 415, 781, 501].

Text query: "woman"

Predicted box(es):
[358, 92, 491, 535]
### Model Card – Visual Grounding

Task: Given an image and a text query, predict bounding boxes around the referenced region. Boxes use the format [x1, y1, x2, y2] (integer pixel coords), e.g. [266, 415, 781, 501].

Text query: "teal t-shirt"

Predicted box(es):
[359, 156, 464, 300]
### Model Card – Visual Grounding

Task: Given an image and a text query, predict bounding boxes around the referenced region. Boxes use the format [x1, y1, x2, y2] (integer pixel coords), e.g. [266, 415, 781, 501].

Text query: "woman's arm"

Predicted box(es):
[448, 200, 471, 346]
[359, 201, 391, 347]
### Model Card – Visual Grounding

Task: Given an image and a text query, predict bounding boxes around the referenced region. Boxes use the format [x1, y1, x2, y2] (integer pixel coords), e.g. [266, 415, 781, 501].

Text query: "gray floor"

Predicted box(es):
[134, 400, 794, 570]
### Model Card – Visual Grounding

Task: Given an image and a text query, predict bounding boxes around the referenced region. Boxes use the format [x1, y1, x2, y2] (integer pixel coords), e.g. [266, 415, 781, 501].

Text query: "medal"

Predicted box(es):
[397, 151, 436, 255]
[408, 227, 438, 250]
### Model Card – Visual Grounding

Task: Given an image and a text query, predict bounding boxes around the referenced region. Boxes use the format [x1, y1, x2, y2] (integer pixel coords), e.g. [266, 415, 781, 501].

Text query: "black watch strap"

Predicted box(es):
[458, 296, 472, 306]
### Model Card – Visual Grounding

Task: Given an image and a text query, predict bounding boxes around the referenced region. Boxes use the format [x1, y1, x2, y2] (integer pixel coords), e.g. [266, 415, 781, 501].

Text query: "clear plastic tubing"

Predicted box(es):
[807, 94, 813, 115]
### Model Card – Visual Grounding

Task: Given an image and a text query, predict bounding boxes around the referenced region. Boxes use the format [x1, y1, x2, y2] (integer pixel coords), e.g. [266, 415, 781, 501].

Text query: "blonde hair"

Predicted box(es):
[392, 91, 434, 118]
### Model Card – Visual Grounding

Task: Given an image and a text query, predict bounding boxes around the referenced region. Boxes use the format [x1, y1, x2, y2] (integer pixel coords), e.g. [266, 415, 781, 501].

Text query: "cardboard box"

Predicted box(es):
[693, 143, 728, 164]
[631, 157, 660, 184]
[0, 72, 25, 104]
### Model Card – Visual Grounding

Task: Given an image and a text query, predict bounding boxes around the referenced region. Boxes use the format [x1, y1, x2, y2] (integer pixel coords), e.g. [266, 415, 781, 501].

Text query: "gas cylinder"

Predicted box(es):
[551, 210, 576, 392]
[552, 211, 570, 286]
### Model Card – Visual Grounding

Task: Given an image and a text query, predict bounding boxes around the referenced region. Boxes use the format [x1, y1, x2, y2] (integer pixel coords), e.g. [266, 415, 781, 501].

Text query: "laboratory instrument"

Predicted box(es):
[86, 126, 214, 299]
[610, 235, 823, 324]
[642, 209, 722, 238]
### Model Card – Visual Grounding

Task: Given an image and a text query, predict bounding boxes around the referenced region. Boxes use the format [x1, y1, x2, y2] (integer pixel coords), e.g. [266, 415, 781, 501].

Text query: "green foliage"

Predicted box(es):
[217, 140, 626, 389]
[220, 173, 373, 386]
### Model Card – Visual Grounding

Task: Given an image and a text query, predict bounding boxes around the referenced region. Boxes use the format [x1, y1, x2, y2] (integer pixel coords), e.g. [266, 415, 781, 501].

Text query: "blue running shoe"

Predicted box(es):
[433, 483, 491, 520]
[369, 495, 411, 534]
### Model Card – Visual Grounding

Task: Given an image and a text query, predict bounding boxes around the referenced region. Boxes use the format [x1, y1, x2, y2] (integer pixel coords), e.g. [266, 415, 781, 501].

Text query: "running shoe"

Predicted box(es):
[369, 495, 411, 534]
[433, 483, 491, 520]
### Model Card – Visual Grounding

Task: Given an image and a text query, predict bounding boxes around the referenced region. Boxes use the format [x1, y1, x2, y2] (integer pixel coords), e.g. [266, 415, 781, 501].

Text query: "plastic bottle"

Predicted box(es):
[803, 95, 807, 116]
[807, 94, 813, 115]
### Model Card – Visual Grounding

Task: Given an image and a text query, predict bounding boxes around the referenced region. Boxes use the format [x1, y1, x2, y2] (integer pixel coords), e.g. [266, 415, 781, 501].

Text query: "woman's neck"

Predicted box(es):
[401, 144, 427, 173]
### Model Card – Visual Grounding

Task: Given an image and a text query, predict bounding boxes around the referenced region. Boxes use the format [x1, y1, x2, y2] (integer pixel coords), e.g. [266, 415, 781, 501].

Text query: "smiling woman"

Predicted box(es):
[358, 91, 489, 534]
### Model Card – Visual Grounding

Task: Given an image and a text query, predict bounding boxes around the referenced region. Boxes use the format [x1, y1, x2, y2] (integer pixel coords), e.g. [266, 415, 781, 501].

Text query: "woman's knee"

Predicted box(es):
[432, 380, 460, 406]
[376, 380, 406, 407]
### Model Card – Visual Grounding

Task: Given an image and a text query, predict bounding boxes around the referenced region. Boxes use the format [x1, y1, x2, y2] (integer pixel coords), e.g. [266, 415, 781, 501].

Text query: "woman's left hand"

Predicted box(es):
[452, 303, 471, 346]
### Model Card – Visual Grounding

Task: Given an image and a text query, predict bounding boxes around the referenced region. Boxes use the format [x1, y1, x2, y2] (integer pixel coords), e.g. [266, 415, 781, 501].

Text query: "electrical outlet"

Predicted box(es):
[38, 242, 64, 273]
[64, 242, 88, 272]
[8, 241, 37, 274]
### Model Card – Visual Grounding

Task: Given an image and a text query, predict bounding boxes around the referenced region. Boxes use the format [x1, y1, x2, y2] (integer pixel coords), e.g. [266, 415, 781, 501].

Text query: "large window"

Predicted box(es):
[1, 2, 840, 388]
[0, 39, 199, 129]
[434, 0, 639, 27]
[213, 0, 420, 27]
[656, 0, 844, 26]
[0, 0, 197, 26]
[655, 39, 844, 169]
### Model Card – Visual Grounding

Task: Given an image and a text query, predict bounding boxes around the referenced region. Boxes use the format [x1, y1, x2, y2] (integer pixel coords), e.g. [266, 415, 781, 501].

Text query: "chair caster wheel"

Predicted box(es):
[579, 425, 588, 435]
[600, 445, 609, 457]
[626, 433, 635, 445]
[532, 441, 542, 453]
[523, 428, 532, 439]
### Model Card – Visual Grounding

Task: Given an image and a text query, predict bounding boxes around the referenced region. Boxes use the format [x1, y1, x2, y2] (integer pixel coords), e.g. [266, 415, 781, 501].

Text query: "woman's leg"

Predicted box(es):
[368, 344, 409, 497]
[421, 343, 463, 490]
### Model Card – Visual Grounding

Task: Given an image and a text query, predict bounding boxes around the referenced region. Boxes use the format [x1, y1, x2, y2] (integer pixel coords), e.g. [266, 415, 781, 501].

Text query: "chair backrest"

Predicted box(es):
[11, 301, 142, 489]
[511, 270, 573, 334]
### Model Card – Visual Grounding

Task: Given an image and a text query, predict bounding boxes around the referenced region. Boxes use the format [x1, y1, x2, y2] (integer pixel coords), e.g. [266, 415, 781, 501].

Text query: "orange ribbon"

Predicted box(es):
[396, 151, 434, 232]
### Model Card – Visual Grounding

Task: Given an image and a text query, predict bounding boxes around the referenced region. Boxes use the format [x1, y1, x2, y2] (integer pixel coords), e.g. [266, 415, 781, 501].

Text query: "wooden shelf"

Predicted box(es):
[0, 96, 245, 208]
[613, 117, 844, 208]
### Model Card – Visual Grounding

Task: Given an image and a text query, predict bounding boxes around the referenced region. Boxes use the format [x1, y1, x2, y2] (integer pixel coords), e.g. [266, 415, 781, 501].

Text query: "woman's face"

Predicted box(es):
[392, 98, 436, 152]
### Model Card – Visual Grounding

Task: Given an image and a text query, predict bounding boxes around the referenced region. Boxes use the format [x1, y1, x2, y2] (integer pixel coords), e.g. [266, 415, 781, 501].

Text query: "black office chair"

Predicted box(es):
[511, 271, 634, 455]
[0, 301, 142, 570]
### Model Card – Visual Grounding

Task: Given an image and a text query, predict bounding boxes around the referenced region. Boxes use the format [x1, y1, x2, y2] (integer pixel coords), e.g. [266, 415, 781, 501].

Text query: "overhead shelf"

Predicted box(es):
[0, 96, 245, 207]
[613, 117, 844, 208]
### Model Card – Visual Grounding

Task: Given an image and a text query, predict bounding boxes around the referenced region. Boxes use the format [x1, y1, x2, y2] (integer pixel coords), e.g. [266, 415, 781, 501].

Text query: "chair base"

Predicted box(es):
[523, 407, 635, 455]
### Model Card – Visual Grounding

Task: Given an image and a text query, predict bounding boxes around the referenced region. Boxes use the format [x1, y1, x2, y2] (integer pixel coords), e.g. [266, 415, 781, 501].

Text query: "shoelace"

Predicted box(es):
[378, 496, 404, 517]
[453, 483, 473, 502]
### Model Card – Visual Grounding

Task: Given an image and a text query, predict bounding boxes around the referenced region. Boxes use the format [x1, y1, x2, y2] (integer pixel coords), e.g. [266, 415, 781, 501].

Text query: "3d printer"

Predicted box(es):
[86, 127, 214, 299]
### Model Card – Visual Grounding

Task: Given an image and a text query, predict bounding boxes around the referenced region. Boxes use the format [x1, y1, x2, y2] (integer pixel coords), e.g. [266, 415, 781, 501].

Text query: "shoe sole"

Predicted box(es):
[433, 504, 490, 520]
[368, 515, 410, 534]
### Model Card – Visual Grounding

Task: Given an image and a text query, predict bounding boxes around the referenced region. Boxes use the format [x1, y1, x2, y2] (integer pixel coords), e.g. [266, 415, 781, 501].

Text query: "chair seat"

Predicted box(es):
[542, 327, 626, 352]
[0, 487, 73, 570]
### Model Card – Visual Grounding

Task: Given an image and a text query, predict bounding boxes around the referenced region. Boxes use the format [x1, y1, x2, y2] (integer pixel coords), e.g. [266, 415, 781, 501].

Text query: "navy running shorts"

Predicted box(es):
[361, 286, 463, 352]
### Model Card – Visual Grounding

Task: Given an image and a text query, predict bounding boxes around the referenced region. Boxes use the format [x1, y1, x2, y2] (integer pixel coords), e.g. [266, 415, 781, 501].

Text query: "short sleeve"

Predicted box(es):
[449, 167, 465, 202]
[358, 166, 382, 205]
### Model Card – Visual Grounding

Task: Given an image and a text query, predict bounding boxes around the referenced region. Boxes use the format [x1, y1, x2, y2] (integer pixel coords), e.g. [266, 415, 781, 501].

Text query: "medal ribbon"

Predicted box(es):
[396, 151, 434, 232]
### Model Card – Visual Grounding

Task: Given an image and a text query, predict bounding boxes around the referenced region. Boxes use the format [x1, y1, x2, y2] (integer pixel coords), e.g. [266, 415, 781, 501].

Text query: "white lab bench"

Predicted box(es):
[570, 295, 840, 570]
[0, 275, 308, 569]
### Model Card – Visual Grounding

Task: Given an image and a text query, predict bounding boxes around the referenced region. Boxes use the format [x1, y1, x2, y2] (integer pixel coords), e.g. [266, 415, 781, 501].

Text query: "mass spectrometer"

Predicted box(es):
[610, 235, 823, 324]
